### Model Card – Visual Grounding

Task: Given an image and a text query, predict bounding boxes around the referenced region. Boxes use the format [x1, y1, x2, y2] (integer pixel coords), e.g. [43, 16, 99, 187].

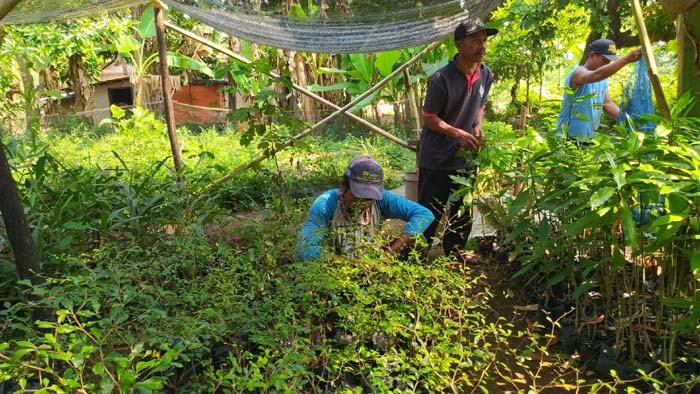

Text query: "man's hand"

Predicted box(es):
[385, 233, 414, 256]
[456, 129, 480, 151]
[624, 48, 642, 64]
[473, 126, 486, 148]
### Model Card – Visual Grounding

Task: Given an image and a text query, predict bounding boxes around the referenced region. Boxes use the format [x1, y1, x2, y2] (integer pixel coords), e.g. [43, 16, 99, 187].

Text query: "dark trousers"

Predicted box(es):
[417, 167, 474, 256]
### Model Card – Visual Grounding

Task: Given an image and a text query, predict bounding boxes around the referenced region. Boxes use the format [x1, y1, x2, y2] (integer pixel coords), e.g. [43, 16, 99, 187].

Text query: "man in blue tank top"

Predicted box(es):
[556, 39, 642, 141]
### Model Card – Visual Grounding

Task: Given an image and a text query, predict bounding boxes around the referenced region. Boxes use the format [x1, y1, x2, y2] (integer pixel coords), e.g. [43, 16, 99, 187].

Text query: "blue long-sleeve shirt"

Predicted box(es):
[296, 189, 434, 261]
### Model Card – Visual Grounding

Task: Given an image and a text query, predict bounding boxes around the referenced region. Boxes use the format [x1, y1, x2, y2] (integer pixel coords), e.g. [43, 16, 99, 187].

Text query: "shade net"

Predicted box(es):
[618, 56, 656, 133]
[1, 0, 502, 53]
[0, 0, 147, 25]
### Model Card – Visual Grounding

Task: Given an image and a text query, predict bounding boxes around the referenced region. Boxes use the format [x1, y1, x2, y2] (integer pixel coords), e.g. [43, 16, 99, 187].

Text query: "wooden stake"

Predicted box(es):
[631, 0, 671, 120]
[154, 6, 184, 173]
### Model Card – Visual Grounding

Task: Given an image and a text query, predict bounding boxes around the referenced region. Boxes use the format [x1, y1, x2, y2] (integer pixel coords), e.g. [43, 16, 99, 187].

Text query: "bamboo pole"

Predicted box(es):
[631, 0, 671, 120]
[203, 41, 441, 192]
[164, 21, 415, 151]
[0, 0, 21, 21]
[153, 4, 184, 173]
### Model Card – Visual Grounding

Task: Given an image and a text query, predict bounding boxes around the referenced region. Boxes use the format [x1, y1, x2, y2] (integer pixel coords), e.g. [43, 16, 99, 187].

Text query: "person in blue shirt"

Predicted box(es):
[296, 156, 434, 261]
[556, 39, 641, 141]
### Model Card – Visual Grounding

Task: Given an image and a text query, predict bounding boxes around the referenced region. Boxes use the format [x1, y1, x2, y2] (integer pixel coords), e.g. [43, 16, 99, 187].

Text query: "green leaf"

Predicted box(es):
[349, 90, 380, 112]
[349, 53, 373, 82]
[672, 311, 699, 332]
[109, 104, 126, 120]
[571, 281, 592, 299]
[549, 268, 569, 286]
[650, 214, 685, 227]
[620, 206, 638, 248]
[375, 50, 401, 77]
[661, 297, 692, 308]
[590, 187, 615, 209]
[114, 35, 139, 55]
[316, 66, 350, 75]
[691, 252, 700, 281]
[288, 3, 308, 18]
[308, 82, 354, 92]
[611, 166, 626, 189]
[167, 53, 213, 77]
[626, 132, 644, 153]
[137, 8, 156, 39]
[612, 245, 625, 271]
[567, 211, 603, 236]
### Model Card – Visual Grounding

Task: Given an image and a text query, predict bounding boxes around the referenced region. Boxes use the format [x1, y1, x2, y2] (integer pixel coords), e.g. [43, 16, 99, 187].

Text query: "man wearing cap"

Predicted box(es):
[296, 155, 434, 261]
[556, 38, 642, 141]
[418, 18, 497, 263]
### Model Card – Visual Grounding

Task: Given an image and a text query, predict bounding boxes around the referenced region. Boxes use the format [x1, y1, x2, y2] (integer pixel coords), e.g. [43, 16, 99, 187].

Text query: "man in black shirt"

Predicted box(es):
[418, 18, 497, 263]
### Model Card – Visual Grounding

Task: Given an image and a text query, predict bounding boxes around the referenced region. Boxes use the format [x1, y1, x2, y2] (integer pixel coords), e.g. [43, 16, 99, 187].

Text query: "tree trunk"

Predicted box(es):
[16, 53, 36, 135]
[678, 5, 700, 116]
[294, 52, 317, 123]
[68, 54, 92, 112]
[39, 66, 61, 116]
[0, 139, 43, 286]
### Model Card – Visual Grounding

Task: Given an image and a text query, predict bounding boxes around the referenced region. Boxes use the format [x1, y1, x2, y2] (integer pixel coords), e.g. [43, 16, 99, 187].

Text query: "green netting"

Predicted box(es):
[1, 0, 502, 53]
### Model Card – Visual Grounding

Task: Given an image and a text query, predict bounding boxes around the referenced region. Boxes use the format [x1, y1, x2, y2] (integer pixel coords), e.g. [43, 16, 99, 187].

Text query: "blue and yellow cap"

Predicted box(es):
[344, 155, 384, 201]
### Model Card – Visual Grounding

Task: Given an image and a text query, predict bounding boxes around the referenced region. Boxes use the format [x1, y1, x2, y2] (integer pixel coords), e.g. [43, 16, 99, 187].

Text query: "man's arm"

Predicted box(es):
[472, 105, 486, 142]
[424, 114, 480, 151]
[602, 89, 620, 120]
[570, 48, 642, 89]
[378, 191, 435, 255]
[295, 191, 335, 261]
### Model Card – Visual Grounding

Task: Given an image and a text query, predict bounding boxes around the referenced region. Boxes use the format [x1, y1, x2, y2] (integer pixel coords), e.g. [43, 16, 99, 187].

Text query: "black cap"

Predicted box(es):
[588, 38, 618, 61]
[454, 18, 498, 41]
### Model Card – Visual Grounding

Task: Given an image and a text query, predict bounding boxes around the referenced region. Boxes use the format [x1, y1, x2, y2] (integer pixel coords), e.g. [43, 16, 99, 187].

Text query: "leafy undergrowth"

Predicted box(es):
[2, 211, 691, 393]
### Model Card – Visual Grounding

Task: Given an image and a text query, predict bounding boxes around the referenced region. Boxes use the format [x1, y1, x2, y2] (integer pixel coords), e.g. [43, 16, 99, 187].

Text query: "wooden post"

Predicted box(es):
[631, 0, 671, 120]
[153, 4, 184, 172]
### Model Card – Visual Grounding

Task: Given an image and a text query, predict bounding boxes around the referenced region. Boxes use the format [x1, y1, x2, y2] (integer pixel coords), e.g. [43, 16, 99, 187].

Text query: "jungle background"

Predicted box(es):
[1, 0, 699, 393]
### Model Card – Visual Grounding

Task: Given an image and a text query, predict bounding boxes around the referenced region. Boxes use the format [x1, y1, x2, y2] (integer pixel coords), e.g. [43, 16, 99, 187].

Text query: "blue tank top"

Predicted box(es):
[555, 66, 609, 139]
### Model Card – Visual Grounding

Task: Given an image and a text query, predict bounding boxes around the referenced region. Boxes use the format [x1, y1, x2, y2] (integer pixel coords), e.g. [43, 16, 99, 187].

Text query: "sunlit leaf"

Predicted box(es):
[590, 187, 615, 209]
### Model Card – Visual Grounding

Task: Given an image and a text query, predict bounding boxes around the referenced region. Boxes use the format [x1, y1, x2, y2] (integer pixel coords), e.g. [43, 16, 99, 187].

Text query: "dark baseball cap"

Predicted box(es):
[454, 18, 499, 40]
[589, 38, 618, 61]
[344, 155, 384, 201]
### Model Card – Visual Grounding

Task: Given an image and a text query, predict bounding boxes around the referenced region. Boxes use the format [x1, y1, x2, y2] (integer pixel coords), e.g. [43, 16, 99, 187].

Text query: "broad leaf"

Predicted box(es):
[590, 187, 615, 209]
[375, 50, 401, 77]
[137, 8, 156, 39]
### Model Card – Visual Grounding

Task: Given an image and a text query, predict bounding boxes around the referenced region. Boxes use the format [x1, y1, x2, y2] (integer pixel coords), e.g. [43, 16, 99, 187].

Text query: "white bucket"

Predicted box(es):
[403, 172, 419, 202]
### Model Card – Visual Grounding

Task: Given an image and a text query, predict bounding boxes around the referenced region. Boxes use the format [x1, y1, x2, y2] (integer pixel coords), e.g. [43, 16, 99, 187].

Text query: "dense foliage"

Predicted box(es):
[2, 108, 699, 392]
[1, 0, 697, 392]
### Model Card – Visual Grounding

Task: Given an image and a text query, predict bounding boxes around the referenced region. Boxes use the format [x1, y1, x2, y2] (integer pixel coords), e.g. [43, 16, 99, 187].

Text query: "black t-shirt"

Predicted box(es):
[419, 60, 493, 171]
